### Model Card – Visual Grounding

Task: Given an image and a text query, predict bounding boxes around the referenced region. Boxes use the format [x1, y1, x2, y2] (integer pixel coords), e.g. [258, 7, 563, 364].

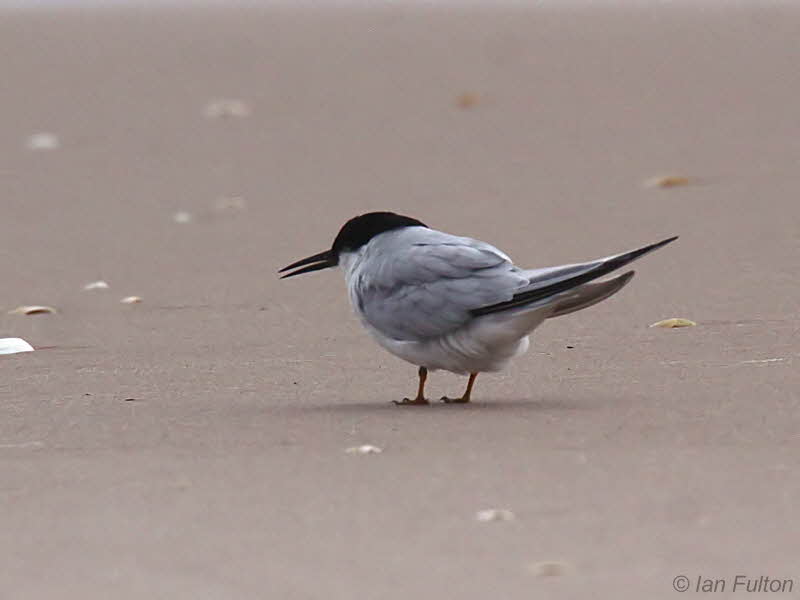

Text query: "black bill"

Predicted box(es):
[279, 250, 335, 279]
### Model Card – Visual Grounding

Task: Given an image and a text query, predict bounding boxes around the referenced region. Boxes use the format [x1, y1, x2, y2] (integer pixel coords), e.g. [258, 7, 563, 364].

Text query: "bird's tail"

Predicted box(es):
[547, 270, 635, 318]
[469, 236, 677, 317]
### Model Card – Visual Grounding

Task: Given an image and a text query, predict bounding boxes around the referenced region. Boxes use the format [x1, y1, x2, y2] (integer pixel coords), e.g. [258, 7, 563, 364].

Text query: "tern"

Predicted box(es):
[280, 212, 677, 405]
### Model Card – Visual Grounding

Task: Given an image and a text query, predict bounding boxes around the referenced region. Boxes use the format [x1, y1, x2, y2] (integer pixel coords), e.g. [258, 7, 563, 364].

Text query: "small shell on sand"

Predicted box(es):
[345, 445, 383, 454]
[83, 280, 110, 290]
[650, 318, 697, 328]
[455, 92, 479, 109]
[528, 561, 570, 577]
[120, 296, 143, 304]
[8, 305, 56, 315]
[203, 99, 251, 118]
[0, 338, 35, 355]
[643, 175, 691, 188]
[26, 132, 60, 151]
[172, 211, 193, 224]
[475, 508, 515, 522]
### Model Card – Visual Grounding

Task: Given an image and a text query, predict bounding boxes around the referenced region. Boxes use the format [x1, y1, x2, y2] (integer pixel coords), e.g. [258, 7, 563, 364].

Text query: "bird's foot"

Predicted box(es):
[440, 396, 470, 404]
[393, 397, 430, 406]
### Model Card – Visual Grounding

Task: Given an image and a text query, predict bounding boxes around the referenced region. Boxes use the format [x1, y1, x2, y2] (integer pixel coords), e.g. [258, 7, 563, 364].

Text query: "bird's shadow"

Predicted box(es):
[288, 396, 594, 414]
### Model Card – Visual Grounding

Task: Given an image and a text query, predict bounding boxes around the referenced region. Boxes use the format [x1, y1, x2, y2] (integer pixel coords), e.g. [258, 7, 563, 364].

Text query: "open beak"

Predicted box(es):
[279, 250, 335, 279]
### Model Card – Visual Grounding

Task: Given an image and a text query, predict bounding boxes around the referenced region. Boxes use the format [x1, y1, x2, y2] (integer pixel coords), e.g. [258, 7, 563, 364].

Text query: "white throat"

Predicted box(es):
[338, 249, 365, 284]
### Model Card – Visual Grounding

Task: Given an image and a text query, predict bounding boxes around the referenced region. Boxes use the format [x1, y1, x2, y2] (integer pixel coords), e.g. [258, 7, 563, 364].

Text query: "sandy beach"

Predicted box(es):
[2, 2, 799, 598]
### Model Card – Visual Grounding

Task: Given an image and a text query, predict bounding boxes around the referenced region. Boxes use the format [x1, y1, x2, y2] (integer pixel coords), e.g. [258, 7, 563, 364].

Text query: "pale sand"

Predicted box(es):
[1, 3, 798, 598]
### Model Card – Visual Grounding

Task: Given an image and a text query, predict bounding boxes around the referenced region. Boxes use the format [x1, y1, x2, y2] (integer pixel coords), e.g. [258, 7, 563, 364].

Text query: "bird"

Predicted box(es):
[280, 211, 677, 405]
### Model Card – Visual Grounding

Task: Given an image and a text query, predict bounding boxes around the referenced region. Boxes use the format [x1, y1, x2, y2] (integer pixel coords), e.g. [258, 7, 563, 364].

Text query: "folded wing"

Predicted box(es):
[354, 231, 526, 341]
[355, 229, 677, 341]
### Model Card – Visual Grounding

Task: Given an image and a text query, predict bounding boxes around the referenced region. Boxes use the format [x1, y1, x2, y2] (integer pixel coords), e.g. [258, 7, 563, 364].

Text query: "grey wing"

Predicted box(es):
[356, 236, 528, 341]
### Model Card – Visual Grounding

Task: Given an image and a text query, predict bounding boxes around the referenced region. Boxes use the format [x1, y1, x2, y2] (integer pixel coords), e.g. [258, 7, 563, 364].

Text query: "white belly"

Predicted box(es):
[361, 307, 549, 374]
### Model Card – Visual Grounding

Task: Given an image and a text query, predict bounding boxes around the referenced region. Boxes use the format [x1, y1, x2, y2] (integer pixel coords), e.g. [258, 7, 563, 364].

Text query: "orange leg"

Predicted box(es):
[442, 373, 478, 404]
[393, 367, 430, 406]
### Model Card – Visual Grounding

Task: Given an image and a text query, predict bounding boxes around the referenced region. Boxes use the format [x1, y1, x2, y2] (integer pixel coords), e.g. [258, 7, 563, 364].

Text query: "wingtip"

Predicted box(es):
[619, 235, 679, 265]
[653, 235, 679, 249]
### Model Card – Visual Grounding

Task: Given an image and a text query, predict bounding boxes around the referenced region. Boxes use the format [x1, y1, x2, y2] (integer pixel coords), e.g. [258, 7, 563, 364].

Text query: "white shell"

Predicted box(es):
[649, 318, 697, 328]
[475, 508, 515, 522]
[26, 132, 60, 151]
[345, 444, 383, 454]
[83, 280, 110, 290]
[172, 211, 193, 224]
[0, 338, 35, 355]
[120, 296, 143, 304]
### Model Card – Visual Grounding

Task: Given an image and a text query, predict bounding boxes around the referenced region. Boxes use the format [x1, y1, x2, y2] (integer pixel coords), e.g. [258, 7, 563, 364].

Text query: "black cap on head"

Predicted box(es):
[279, 211, 427, 278]
[332, 212, 427, 255]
